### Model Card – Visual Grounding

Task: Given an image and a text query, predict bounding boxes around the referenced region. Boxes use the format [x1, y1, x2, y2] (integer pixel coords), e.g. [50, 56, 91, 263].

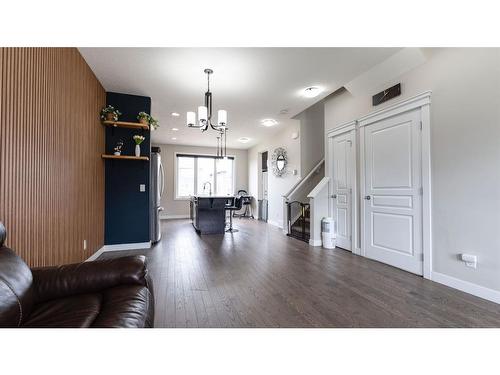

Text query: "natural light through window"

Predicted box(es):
[176, 154, 235, 198]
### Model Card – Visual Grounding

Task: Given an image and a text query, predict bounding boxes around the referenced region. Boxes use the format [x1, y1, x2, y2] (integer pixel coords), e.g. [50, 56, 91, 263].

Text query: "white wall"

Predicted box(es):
[154, 143, 248, 218]
[294, 99, 325, 176]
[324, 48, 500, 293]
[248, 122, 301, 227]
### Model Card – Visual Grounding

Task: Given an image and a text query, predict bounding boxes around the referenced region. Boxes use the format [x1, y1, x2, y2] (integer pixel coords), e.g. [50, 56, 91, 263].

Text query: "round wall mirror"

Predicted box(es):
[271, 147, 287, 177]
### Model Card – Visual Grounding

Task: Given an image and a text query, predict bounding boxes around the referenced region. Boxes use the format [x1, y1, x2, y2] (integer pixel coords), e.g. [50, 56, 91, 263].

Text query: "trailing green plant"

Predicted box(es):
[149, 116, 159, 130]
[137, 112, 159, 130]
[100, 105, 122, 121]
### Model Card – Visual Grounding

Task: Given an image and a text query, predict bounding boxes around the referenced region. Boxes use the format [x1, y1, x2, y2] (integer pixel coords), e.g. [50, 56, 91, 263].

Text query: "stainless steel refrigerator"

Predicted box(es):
[150, 147, 164, 243]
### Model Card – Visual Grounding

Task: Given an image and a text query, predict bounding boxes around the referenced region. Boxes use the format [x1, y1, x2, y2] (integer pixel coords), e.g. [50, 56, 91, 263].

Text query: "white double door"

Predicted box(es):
[362, 108, 423, 275]
[330, 131, 354, 251]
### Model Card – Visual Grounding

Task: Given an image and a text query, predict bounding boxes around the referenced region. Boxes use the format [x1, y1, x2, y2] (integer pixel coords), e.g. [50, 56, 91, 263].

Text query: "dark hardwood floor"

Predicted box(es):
[99, 219, 500, 327]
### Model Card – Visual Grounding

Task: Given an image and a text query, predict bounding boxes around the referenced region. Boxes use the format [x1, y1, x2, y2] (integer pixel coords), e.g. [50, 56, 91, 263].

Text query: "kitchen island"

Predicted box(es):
[190, 195, 233, 234]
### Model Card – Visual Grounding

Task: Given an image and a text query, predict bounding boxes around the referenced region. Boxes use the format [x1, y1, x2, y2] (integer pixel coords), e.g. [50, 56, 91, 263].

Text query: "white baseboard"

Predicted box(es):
[160, 214, 190, 220]
[86, 246, 106, 262]
[309, 239, 322, 247]
[267, 219, 283, 229]
[431, 271, 500, 305]
[86, 241, 151, 262]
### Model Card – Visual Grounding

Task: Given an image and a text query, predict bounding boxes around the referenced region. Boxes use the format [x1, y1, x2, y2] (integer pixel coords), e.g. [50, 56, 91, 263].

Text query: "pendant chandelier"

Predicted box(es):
[186, 68, 228, 158]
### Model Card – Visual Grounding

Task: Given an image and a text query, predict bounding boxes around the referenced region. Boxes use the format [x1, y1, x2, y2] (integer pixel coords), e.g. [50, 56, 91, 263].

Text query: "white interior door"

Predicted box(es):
[262, 171, 268, 200]
[363, 108, 423, 275]
[331, 132, 353, 251]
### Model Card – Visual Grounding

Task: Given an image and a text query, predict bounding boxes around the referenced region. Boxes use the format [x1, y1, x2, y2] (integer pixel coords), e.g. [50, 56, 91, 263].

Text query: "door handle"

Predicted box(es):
[364, 195, 371, 200]
[331, 194, 337, 199]
[159, 162, 165, 198]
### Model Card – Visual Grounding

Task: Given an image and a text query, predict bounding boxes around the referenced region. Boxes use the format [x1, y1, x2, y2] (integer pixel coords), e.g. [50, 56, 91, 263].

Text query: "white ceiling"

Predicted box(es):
[79, 48, 401, 149]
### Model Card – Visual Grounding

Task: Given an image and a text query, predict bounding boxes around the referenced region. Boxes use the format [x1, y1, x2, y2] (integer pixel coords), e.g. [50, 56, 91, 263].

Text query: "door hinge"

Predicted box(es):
[419, 121, 423, 130]
[419, 187, 423, 195]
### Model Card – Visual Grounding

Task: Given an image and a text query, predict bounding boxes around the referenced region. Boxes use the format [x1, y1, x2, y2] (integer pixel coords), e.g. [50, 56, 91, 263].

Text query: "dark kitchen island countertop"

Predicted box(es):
[190, 195, 234, 234]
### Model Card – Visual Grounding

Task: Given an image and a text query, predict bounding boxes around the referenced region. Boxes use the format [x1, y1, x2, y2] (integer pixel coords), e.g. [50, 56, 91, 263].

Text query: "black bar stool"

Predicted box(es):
[234, 189, 254, 218]
[225, 196, 243, 232]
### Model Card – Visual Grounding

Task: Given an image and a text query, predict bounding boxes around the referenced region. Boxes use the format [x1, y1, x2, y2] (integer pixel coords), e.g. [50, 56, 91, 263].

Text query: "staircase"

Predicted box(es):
[282, 158, 324, 244]
[287, 202, 310, 242]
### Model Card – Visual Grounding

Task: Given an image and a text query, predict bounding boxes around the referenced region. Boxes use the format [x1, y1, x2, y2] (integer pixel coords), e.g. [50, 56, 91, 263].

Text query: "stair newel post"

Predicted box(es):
[287, 202, 291, 234]
[301, 204, 306, 241]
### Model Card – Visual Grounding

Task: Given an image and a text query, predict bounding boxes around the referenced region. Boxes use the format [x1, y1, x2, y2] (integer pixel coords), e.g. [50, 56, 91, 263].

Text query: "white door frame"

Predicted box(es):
[326, 121, 359, 255]
[325, 91, 432, 279]
[359, 91, 432, 279]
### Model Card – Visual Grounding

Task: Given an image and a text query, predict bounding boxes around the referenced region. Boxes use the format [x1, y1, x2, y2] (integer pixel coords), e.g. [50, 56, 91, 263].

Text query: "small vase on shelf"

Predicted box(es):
[135, 144, 141, 157]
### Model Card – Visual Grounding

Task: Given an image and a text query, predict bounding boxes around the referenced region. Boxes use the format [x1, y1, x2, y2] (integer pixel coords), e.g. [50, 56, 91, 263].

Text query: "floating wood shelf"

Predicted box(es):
[101, 154, 149, 161]
[102, 120, 149, 130]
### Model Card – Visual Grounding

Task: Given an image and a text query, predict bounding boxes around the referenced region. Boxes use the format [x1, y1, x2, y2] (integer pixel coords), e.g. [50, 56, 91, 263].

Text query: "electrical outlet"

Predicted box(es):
[140, 184, 146, 192]
[461, 253, 477, 269]
[83, 240, 87, 251]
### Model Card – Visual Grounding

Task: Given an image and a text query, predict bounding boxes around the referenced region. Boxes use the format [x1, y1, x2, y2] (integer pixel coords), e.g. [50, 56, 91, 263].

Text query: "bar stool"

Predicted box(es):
[225, 196, 243, 232]
[235, 189, 254, 218]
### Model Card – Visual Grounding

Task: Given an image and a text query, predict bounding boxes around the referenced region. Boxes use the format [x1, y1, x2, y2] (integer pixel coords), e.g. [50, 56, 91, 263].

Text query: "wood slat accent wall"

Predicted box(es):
[0, 48, 105, 267]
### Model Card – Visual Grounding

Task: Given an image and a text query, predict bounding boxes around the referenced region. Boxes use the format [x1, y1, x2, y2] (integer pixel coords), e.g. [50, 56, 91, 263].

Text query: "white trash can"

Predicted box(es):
[321, 217, 336, 249]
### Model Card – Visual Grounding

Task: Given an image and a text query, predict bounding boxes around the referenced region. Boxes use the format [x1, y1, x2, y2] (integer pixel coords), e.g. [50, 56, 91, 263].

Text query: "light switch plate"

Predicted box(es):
[140, 184, 146, 192]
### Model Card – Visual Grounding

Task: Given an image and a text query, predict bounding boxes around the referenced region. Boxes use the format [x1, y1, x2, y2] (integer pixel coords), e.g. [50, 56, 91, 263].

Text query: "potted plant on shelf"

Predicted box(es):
[137, 112, 160, 130]
[137, 112, 150, 125]
[100, 105, 122, 122]
[113, 140, 124, 156]
[133, 135, 145, 157]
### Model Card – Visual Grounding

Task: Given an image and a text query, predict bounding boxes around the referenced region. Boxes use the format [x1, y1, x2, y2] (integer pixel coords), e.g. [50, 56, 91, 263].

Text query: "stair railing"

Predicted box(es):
[282, 158, 324, 233]
[286, 201, 310, 241]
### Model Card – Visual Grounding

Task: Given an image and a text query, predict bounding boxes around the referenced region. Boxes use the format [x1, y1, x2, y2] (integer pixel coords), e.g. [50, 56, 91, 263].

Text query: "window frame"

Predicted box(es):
[174, 152, 236, 200]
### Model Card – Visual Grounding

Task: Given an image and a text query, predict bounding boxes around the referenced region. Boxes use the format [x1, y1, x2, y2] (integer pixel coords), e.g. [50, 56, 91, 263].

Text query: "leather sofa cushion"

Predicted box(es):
[91, 285, 153, 328]
[23, 293, 102, 328]
[0, 246, 34, 327]
[31, 256, 149, 304]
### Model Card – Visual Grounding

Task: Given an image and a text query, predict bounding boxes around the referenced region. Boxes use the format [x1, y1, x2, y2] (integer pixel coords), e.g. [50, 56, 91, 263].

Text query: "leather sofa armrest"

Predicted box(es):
[31, 255, 152, 303]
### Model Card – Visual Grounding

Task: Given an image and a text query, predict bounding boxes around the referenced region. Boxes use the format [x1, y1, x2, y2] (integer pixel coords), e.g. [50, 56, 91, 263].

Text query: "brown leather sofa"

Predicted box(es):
[0, 222, 154, 328]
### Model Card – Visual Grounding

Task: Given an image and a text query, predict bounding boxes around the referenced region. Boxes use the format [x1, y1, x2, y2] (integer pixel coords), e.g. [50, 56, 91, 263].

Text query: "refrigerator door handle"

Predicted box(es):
[159, 161, 165, 198]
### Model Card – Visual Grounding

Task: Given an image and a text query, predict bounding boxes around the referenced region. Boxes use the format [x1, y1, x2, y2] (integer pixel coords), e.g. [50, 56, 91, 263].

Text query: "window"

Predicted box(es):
[177, 156, 195, 197]
[176, 154, 235, 199]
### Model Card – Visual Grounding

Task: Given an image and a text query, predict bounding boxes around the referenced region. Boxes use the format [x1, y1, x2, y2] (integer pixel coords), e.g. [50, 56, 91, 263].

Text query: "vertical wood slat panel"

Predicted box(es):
[0, 47, 105, 267]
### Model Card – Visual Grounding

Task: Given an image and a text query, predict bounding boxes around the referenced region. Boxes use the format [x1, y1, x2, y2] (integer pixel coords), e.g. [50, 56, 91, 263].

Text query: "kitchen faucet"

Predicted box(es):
[202, 181, 212, 196]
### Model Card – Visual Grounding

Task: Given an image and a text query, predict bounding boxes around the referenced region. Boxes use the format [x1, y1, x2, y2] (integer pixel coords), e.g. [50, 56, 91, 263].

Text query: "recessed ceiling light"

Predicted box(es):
[303, 86, 323, 98]
[172, 128, 179, 131]
[171, 137, 177, 140]
[171, 112, 180, 117]
[238, 137, 251, 143]
[261, 119, 278, 127]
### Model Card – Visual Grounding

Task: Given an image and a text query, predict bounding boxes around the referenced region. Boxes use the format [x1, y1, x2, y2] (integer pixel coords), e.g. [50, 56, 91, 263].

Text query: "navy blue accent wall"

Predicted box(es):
[105, 92, 151, 245]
